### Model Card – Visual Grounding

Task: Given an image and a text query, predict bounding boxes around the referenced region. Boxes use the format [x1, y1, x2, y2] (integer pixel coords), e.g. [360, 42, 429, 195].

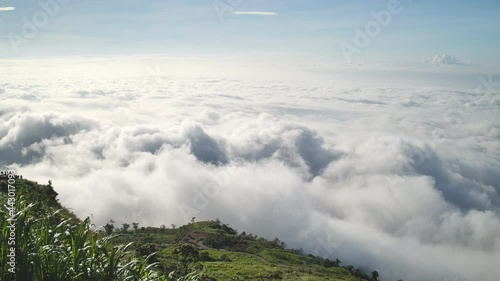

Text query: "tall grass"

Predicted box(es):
[0, 181, 199, 281]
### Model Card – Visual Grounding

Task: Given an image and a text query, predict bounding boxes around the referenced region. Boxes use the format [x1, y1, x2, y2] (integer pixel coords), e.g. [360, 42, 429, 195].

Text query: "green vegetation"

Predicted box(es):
[110, 220, 373, 280]
[0, 175, 388, 280]
[0, 175, 197, 281]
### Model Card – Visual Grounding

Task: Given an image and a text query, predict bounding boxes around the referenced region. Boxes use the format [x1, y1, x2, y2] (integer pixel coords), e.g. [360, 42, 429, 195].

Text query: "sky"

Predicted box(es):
[1, 1, 500, 281]
[0, 0, 499, 66]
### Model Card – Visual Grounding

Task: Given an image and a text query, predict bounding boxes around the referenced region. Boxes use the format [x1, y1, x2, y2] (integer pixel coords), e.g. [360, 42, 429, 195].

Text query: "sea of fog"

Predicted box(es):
[1, 58, 499, 281]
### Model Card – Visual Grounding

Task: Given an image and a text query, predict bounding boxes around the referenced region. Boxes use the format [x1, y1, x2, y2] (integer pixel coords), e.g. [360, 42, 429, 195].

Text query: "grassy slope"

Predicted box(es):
[0, 177, 174, 281]
[112, 221, 368, 281]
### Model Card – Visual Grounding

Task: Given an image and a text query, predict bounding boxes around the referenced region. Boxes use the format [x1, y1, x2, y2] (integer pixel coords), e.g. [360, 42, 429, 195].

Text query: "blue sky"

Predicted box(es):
[1, 0, 499, 66]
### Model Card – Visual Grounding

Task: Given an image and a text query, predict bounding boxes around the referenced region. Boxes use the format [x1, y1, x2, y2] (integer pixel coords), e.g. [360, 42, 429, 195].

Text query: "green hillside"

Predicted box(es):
[0, 175, 380, 281]
[109, 220, 369, 281]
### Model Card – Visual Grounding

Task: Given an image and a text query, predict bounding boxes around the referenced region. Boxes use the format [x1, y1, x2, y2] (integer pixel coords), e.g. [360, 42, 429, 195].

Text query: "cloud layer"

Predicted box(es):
[1, 59, 499, 281]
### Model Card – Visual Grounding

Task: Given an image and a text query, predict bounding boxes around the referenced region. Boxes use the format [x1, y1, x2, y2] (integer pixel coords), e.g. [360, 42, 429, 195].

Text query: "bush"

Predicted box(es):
[219, 254, 232, 262]
[268, 270, 283, 279]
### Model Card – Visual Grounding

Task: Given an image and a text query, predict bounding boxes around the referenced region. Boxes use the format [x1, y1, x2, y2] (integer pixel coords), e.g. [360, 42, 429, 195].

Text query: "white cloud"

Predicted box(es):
[424, 53, 476, 67]
[232, 11, 278, 16]
[0, 7, 15, 11]
[1, 58, 499, 281]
